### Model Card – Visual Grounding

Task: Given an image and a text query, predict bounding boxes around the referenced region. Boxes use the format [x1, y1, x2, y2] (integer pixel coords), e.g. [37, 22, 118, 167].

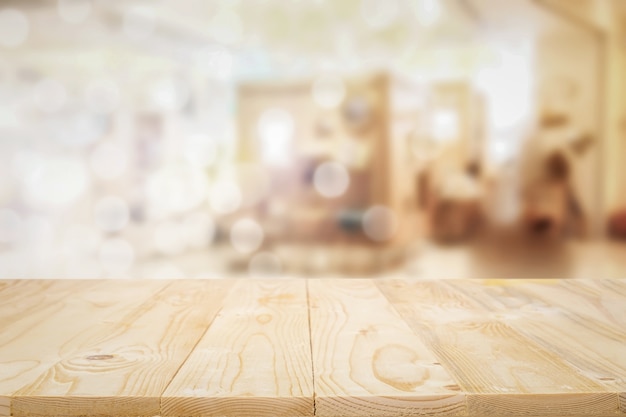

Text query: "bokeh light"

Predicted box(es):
[432, 109, 460, 142]
[363, 205, 397, 241]
[150, 77, 190, 112]
[0, 9, 29, 48]
[0, 0, 617, 281]
[313, 161, 350, 198]
[22, 156, 90, 209]
[257, 108, 294, 166]
[146, 165, 209, 218]
[230, 218, 264, 254]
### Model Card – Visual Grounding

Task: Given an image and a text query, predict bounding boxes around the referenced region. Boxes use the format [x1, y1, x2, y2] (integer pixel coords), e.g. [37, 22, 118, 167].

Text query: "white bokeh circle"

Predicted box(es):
[230, 218, 263, 254]
[313, 161, 350, 198]
[363, 205, 397, 241]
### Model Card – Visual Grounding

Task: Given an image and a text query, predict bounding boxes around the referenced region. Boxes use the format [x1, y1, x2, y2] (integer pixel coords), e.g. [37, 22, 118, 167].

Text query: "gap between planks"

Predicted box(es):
[305, 279, 317, 417]
[3, 279, 626, 417]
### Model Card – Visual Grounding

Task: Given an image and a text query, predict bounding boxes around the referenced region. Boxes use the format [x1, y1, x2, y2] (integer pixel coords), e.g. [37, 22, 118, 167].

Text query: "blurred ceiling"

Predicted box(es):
[0, 0, 601, 81]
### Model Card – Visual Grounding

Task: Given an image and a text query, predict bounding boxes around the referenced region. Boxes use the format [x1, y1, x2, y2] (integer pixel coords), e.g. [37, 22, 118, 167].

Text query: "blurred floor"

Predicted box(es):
[144, 235, 626, 280]
[402, 238, 626, 280]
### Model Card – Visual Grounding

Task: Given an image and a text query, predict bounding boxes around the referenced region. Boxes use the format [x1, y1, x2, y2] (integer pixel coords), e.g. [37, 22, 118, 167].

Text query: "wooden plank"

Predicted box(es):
[444, 279, 626, 414]
[11, 280, 234, 417]
[308, 279, 464, 417]
[0, 396, 7, 417]
[0, 280, 97, 344]
[162, 279, 313, 417]
[0, 279, 166, 416]
[480, 279, 626, 331]
[0, 280, 103, 417]
[377, 279, 617, 417]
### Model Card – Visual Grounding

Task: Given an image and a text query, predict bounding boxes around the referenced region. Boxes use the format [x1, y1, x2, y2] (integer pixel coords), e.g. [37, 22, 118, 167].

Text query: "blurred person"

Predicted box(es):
[519, 112, 593, 238]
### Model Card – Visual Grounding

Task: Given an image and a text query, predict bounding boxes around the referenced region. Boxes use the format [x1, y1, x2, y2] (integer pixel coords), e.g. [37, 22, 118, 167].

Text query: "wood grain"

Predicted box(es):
[442, 279, 626, 415]
[308, 279, 464, 417]
[445, 280, 626, 389]
[162, 279, 314, 417]
[11, 280, 234, 417]
[2, 278, 626, 417]
[0, 280, 103, 417]
[377, 279, 617, 417]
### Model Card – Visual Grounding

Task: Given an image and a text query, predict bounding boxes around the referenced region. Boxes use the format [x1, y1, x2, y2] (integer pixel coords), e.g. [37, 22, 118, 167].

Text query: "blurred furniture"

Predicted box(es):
[2, 278, 625, 417]
[608, 207, 626, 239]
[236, 72, 425, 249]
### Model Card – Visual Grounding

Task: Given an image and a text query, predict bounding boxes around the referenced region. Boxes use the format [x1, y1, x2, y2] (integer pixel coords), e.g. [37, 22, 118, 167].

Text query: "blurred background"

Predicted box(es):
[0, 0, 625, 279]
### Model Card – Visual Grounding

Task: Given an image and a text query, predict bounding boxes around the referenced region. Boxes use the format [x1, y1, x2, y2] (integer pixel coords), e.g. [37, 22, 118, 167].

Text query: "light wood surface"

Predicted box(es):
[162, 279, 313, 417]
[308, 279, 463, 417]
[1, 278, 625, 417]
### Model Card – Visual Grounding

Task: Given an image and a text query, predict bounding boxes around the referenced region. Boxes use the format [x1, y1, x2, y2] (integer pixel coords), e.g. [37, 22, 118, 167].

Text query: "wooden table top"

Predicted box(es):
[0, 279, 625, 417]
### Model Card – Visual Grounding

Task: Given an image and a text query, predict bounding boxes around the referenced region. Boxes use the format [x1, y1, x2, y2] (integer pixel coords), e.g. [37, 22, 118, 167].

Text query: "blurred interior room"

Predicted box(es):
[1, 0, 626, 279]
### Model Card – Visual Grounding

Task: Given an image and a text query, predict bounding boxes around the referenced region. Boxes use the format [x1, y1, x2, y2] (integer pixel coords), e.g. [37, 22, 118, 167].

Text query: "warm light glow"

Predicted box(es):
[22, 156, 90, 209]
[257, 108, 295, 166]
[431, 109, 459, 142]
